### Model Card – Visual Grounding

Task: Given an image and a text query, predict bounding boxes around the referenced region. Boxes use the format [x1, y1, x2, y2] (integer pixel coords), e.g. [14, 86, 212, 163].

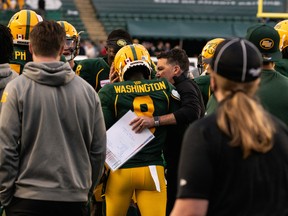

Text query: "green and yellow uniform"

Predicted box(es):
[10, 45, 67, 75]
[98, 78, 179, 216]
[74, 58, 110, 92]
[10, 45, 32, 74]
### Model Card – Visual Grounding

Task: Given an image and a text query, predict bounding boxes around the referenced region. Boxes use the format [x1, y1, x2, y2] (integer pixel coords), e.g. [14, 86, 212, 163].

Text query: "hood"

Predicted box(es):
[22, 62, 75, 86]
[0, 63, 19, 90]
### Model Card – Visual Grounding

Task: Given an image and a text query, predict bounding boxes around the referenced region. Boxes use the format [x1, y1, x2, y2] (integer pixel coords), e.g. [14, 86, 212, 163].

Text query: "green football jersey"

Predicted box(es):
[194, 75, 211, 108]
[10, 45, 67, 74]
[10, 45, 32, 74]
[74, 58, 110, 92]
[98, 78, 180, 168]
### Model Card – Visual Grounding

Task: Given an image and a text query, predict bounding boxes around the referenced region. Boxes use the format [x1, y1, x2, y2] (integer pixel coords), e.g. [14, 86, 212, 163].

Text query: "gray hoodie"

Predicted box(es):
[0, 61, 106, 206]
[0, 63, 18, 100]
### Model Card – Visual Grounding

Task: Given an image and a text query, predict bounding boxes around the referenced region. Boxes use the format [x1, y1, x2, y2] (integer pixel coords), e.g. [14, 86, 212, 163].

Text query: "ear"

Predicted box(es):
[59, 45, 64, 57]
[29, 43, 33, 55]
[173, 65, 182, 76]
[210, 74, 217, 92]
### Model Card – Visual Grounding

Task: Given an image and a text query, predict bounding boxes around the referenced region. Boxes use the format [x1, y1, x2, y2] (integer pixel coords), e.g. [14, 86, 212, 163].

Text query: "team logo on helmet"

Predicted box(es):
[260, 38, 274, 50]
[206, 42, 219, 55]
[117, 39, 127, 47]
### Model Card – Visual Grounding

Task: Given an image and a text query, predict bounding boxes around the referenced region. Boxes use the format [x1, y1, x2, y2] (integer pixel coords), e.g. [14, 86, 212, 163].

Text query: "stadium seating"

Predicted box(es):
[0, 1, 89, 40]
[91, 0, 259, 36]
[59, 0, 89, 39]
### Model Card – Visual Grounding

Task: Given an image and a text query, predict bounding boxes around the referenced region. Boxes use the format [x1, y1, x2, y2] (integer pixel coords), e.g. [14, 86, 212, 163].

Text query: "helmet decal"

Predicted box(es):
[116, 39, 127, 47]
[25, 10, 31, 42]
[114, 44, 152, 81]
[8, 10, 43, 46]
[130, 45, 138, 60]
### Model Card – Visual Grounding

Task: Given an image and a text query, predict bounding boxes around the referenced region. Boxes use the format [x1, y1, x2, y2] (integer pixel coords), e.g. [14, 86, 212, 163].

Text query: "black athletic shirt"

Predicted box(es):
[177, 113, 288, 216]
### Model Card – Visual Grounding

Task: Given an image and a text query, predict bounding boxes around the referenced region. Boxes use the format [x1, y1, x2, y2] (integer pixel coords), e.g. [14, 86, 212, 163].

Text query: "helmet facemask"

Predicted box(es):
[64, 35, 80, 61]
[57, 21, 81, 61]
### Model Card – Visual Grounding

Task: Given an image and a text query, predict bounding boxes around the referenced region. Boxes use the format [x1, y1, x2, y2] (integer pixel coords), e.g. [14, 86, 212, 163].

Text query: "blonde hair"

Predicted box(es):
[215, 74, 275, 158]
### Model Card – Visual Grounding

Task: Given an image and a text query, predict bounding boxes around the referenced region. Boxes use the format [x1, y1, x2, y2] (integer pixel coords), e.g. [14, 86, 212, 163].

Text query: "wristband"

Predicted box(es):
[154, 116, 160, 127]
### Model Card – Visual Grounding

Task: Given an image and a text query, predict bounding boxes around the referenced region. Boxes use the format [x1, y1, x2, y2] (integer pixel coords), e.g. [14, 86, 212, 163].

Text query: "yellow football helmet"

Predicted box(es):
[274, 20, 288, 51]
[114, 44, 152, 81]
[8, 9, 43, 46]
[57, 21, 81, 61]
[198, 38, 225, 75]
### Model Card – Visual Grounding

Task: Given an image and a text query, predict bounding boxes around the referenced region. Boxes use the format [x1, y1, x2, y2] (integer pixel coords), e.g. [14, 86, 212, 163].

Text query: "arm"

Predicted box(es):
[109, 62, 120, 83]
[130, 113, 176, 133]
[90, 93, 107, 189]
[130, 79, 204, 132]
[173, 79, 204, 124]
[170, 198, 208, 216]
[0, 84, 21, 206]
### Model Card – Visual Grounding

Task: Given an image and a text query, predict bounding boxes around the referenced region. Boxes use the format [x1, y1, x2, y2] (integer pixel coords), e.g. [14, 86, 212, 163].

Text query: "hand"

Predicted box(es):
[109, 63, 120, 83]
[130, 116, 154, 133]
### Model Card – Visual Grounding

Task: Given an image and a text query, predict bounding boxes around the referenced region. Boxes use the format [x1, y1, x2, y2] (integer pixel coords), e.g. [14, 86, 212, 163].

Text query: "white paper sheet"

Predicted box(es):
[105, 110, 155, 171]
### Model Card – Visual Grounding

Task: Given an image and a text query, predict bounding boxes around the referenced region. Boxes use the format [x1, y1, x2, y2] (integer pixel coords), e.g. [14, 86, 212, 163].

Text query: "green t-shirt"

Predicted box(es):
[74, 58, 110, 92]
[275, 58, 288, 78]
[205, 69, 288, 126]
[257, 69, 288, 126]
[98, 78, 180, 168]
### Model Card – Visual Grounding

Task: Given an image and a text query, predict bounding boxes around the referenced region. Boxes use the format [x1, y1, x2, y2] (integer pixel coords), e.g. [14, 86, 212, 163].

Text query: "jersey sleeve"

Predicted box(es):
[98, 85, 116, 129]
[75, 58, 110, 92]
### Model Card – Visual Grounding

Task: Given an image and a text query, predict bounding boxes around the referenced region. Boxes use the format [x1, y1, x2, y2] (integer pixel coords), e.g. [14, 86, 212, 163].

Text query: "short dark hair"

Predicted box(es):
[0, 24, 13, 64]
[107, 29, 132, 43]
[30, 20, 66, 58]
[157, 48, 189, 76]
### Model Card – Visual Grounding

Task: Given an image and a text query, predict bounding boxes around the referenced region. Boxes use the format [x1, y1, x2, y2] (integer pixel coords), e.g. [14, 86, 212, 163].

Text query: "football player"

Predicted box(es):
[8, 9, 43, 74]
[98, 44, 180, 216]
[274, 20, 288, 77]
[194, 38, 224, 107]
[56, 21, 112, 92]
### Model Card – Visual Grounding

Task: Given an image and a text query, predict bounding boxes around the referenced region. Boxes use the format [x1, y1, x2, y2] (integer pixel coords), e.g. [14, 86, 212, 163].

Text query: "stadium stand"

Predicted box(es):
[91, 0, 281, 39]
[59, 0, 89, 40]
[0, 0, 89, 40]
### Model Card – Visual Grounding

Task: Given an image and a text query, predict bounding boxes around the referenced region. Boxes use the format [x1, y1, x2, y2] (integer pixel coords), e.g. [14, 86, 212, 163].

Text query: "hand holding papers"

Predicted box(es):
[105, 110, 155, 171]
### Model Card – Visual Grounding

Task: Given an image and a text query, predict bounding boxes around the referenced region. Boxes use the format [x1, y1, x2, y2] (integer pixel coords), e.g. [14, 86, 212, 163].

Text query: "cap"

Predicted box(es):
[210, 38, 262, 82]
[245, 24, 281, 62]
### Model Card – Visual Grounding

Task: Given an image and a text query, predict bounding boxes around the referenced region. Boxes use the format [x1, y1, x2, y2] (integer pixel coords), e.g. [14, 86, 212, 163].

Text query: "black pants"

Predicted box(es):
[5, 197, 86, 216]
